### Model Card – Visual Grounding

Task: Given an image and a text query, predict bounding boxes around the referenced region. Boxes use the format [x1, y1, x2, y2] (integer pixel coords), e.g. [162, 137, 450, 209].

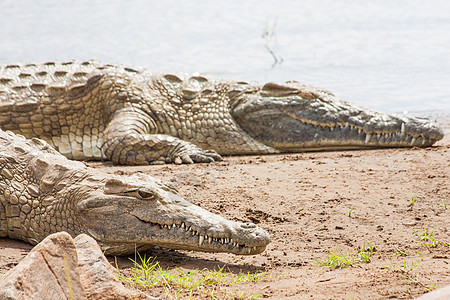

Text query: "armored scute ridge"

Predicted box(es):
[0, 61, 444, 165]
[0, 129, 270, 255]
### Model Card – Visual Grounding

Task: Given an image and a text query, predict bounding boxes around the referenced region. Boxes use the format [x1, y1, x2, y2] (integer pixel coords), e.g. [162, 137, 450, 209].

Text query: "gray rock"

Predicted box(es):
[0, 232, 85, 300]
[74, 234, 135, 300]
[0, 232, 141, 300]
[415, 285, 450, 300]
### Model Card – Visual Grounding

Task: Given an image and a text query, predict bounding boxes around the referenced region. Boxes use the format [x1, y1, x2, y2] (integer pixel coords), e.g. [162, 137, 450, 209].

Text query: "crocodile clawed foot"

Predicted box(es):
[204, 150, 223, 161]
[173, 150, 222, 164]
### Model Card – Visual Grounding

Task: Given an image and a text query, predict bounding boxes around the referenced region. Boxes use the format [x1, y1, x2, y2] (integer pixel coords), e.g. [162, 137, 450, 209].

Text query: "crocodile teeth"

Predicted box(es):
[365, 134, 372, 144]
[172, 224, 176, 228]
[199, 235, 204, 246]
[181, 223, 185, 229]
[411, 137, 416, 146]
[401, 122, 405, 134]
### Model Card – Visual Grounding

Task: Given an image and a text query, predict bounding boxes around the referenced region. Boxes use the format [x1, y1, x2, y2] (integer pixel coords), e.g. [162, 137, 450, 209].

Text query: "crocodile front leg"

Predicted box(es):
[102, 109, 221, 165]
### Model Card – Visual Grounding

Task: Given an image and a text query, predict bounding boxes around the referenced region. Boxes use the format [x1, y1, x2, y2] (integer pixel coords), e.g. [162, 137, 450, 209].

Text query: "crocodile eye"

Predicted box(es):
[137, 189, 155, 199]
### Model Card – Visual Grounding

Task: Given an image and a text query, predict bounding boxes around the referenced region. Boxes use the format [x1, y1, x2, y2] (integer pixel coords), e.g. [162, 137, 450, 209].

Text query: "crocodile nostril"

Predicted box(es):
[241, 222, 256, 229]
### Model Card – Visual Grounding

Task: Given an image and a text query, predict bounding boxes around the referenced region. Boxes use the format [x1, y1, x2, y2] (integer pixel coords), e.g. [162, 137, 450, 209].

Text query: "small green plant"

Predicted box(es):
[427, 280, 437, 292]
[393, 247, 422, 257]
[406, 191, 423, 209]
[393, 247, 409, 257]
[443, 198, 448, 209]
[317, 248, 355, 269]
[384, 260, 436, 292]
[386, 260, 421, 284]
[414, 227, 449, 249]
[357, 242, 377, 263]
[317, 242, 377, 268]
[348, 208, 354, 217]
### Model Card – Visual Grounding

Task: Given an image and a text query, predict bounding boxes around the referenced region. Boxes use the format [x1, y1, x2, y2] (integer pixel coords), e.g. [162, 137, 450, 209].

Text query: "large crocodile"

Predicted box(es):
[0, 129, 270, 255]
[0, 61, 444, 165]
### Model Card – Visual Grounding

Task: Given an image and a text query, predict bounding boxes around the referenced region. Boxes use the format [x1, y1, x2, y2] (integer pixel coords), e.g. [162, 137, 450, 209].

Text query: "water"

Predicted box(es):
[1, 0, 449, 116]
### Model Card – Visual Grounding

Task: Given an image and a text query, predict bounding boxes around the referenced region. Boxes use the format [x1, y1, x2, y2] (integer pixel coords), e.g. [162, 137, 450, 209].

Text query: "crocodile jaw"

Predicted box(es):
[232, 92, 444, 151]
[77, 189, 270, 256]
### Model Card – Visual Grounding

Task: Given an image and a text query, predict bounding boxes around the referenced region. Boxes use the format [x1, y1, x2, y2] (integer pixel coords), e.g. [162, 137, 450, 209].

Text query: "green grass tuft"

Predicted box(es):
[384, 259, 437, 292]
[413, 227, 449, 249]
[317, 242, 378, 269]
[116, 250, 270, 299]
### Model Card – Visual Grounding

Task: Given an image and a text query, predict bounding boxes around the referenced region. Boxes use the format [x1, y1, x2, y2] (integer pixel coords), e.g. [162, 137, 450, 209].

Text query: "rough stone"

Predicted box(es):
[415, 285, 450, 300]
[0, 232, 85, 300]
[0, 232, 137, 300]
[74, 234, 135, 300]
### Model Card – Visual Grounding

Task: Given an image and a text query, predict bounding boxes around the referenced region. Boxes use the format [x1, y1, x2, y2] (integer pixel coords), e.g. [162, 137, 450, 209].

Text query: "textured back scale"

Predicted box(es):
[0, 61, 140, 160]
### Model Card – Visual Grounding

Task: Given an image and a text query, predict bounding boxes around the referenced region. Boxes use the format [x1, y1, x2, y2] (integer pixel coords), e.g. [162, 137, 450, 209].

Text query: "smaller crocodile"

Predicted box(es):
[0, 61, 444, 165]
[0, 129, 270, 255]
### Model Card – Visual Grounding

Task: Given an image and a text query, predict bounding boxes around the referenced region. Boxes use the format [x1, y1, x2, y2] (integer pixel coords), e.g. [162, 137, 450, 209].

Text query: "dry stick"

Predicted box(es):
[262, 19, 283, 68]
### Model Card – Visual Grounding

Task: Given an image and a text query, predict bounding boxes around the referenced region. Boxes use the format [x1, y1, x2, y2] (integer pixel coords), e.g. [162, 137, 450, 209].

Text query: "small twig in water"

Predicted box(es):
[262, 19, 283, 68]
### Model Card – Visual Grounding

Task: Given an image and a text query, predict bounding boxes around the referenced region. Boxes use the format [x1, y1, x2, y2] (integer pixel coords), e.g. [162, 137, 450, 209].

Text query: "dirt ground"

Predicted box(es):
[1, 132, 449, 299]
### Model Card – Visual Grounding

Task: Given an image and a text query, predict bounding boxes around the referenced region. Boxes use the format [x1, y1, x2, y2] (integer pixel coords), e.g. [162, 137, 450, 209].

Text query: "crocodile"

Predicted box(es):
[0, 61, 444, 165]
[0, 129, 270, 255]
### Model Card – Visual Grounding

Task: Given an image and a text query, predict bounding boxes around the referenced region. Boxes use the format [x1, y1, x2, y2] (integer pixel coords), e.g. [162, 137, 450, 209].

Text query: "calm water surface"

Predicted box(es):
[1, 0, 449, 116]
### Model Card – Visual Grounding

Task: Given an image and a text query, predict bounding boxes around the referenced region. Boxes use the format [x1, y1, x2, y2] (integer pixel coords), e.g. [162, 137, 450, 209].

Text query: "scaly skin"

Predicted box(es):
[0, 129, 270, 255]
[0, 61, 444, 165]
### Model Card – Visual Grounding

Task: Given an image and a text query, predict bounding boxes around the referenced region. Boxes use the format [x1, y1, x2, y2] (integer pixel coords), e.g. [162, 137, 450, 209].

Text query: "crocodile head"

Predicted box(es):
[231, 82, 444, 151]
[76, 173, 270, 256]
